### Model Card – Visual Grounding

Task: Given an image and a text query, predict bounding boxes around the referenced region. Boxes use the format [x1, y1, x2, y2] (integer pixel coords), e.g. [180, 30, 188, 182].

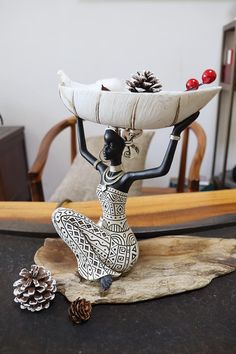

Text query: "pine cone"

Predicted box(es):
[126, 70, 162, 93]
[68, 298, 92, 324]
[13, 265, 57, 312]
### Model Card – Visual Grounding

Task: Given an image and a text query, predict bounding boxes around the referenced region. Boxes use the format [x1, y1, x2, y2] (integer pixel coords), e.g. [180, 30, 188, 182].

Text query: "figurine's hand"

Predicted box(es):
[172, 111, 200, 136]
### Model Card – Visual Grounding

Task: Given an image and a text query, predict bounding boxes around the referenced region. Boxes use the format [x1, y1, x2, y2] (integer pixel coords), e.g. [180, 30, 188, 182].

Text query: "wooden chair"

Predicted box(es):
[176, 121, 206, 192]
[28, 116, 206, 201]
[141, 121, 206, 195]
[29, 116, 77, 201]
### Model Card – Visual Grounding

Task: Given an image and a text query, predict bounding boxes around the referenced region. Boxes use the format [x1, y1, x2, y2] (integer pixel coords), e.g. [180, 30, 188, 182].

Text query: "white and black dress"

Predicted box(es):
[52, 184, 139, 281]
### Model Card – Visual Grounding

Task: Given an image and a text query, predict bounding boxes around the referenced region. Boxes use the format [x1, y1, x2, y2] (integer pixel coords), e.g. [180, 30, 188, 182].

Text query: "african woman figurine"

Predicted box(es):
[52, 111, 199, 291]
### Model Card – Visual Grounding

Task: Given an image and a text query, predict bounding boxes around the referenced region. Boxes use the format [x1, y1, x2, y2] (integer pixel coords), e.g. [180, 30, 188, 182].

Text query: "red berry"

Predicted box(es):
[202, 69, 216, 84]
[186, 78, 199, 91]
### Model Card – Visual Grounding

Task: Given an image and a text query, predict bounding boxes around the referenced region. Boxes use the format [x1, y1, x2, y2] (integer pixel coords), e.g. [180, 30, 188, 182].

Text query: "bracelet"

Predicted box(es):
[93, 159, 101, 169]
[170, 134, 181, 141]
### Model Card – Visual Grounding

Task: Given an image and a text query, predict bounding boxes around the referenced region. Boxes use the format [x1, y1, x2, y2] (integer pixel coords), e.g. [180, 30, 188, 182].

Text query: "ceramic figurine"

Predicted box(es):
[52, 69, 219, 291]
[52, 112, 199, 291]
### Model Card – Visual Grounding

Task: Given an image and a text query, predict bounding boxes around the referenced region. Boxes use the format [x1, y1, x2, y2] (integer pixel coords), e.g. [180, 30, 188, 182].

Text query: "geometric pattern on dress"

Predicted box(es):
[52, 184, 139, 281]
[52, 208, 118, 280]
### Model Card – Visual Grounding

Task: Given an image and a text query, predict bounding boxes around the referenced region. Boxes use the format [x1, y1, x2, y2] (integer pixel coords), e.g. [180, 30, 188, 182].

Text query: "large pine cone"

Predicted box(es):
[68, 298, 92, 324]
[13, 265, 57, 312]
[126, 70, 162, 93]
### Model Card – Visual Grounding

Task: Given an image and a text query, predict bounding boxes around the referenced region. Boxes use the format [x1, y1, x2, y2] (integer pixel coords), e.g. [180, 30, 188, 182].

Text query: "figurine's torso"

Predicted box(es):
[96, 184, 130, 234]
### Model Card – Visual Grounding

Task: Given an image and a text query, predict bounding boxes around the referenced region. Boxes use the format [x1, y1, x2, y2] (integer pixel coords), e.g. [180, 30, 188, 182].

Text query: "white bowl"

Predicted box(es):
[59, 84, 221, 130]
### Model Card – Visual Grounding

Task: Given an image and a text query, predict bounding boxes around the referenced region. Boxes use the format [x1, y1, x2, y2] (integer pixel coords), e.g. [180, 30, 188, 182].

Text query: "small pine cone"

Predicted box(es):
[13, 265, 57, 312]
[68, 298, 92, 324]
[126, 70, 162, 93]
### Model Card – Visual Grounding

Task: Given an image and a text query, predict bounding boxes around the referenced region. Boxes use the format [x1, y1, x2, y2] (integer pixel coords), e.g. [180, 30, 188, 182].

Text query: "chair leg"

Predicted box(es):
[30, 180, 45, 201]
[189, 180, 199, 192]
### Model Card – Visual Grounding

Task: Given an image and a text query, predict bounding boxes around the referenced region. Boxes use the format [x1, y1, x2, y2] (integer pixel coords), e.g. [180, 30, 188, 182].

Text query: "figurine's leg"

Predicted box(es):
[100, 275, 113, 291]
[52, 208, 119, 281]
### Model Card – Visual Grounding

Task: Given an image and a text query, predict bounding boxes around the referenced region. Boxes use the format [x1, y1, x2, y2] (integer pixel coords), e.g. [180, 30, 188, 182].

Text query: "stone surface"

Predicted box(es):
[34, 235, 236, 304]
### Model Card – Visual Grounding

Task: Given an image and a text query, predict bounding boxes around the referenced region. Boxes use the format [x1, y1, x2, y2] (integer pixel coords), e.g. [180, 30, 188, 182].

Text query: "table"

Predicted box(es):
[1, 191, 236, 354]
[0, 189, 236, 228]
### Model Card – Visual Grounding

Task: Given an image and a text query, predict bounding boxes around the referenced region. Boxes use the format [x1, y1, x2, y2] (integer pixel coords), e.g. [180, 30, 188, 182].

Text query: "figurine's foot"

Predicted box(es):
[100, 275, 113, 291]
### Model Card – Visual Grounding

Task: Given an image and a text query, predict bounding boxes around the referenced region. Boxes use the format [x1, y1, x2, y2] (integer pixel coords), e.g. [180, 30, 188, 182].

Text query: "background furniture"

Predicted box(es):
[162, 120, 206, 194]
[0, 126, 30, 201]
[28, 117, 77, 202]
[211, 19, 236, 188]
[28, 116, 206, 201]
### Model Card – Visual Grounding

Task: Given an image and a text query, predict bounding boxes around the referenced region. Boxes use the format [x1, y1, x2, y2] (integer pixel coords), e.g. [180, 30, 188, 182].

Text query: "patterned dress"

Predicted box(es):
[52, 184, 139, 281]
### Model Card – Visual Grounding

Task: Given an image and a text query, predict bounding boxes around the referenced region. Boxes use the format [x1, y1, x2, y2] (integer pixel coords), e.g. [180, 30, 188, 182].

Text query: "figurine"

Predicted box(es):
[52, 111, 199, 291]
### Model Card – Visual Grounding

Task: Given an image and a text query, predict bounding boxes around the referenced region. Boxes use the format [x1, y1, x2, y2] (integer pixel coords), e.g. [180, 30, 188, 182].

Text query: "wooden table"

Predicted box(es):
[0, 189, 236, 228]
[1, 190, 236, 353]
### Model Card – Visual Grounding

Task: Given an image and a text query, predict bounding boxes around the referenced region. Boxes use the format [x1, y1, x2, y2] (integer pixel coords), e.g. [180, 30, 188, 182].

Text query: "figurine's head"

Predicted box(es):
[102, 127, 143, 165]
[103, 128, 125, 164]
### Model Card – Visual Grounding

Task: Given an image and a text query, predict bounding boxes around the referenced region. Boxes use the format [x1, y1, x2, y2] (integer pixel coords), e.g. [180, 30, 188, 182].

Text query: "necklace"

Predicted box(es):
[101, 168, 124, 191]
[109, 164, 123, 172]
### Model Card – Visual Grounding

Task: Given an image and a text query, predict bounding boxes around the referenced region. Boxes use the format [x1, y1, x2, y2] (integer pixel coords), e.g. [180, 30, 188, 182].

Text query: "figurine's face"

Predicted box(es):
[103, 141, 116, 160]
[103, 130, 125, 161]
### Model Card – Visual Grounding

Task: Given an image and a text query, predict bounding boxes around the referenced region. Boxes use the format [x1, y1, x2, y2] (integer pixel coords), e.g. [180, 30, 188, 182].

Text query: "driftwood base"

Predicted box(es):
[34, 235, 236, 304]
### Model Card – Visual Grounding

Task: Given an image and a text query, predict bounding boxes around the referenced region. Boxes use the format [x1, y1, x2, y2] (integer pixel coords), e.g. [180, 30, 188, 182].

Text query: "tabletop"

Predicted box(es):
[1, 192, 236, 354]
[0, 189, 236, 228]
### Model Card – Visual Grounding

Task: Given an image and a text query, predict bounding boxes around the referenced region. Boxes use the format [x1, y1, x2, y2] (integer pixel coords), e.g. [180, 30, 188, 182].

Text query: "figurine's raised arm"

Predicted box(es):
[123, 111, 200, 183]
[76, 117, 106, 172]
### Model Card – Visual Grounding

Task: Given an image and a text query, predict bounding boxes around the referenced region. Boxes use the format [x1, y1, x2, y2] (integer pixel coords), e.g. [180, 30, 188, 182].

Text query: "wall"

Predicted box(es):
[0, 0, 235, 199]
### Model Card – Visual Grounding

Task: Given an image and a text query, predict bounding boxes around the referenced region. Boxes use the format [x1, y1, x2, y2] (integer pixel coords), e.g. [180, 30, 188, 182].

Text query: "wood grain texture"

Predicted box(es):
[188, 121, 206, 186]
[0, 189, 236, 227]
[177, 121, 206, 192]
[34, 235, 236, 303]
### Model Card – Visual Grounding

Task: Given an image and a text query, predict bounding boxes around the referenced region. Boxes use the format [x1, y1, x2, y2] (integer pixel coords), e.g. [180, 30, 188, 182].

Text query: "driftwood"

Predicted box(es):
[34, 235, 236, 304]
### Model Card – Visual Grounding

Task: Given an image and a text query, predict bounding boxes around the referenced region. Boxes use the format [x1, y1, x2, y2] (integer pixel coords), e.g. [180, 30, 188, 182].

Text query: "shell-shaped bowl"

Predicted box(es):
[59, 85, 221, 129]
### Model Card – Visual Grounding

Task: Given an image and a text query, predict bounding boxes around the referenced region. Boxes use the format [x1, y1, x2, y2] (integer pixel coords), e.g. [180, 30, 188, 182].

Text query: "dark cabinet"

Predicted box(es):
[211, 20, 236, 188]
[0, 126, 31, 201]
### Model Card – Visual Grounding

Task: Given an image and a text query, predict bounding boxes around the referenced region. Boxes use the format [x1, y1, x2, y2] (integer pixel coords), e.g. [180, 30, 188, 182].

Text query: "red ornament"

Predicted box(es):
[202, 69, 216, 84]
[186, 78, 199, 91]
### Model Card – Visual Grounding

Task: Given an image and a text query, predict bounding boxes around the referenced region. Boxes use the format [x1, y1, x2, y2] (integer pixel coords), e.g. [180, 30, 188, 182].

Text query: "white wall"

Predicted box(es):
[0, 0, 235, 199]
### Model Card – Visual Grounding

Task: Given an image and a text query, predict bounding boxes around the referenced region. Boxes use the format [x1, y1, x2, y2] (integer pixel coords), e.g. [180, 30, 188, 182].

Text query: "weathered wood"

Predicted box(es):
[0, 190, 236, 227]
[34, 235, 236, 304]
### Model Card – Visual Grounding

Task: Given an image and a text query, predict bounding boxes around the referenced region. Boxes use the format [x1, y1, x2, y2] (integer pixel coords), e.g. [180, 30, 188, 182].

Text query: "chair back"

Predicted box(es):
[177, 121, 206, 192]
[28, 117, 206, 201]
[28, 116, 77, 201]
